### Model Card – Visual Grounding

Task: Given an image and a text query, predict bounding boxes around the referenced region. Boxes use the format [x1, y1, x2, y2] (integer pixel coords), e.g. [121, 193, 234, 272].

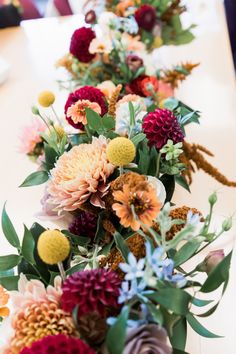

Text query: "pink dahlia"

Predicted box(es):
[65, 86, 108, 129]
[20, 334, 95, 354]
[61, 269, 121, 318]
[134, 5, 157, 32]
[142, 108, 184, 149]
[18, 118, 46, 155]
[47, 136, 114, 212]
[70, 27, 96, 63]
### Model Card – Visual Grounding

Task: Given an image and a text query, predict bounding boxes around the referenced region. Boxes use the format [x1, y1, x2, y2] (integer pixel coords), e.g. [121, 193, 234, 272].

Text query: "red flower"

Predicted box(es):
[140, 76, 159, 96]
[61, 269, 121, 318]
[20, 334, 94, 354]
[142, 108, 184, 149]
[125, 75, 158, 97]
[135, 5, 157, 32]
[65, 86, 108, 129]
[70, 27, 96, 63]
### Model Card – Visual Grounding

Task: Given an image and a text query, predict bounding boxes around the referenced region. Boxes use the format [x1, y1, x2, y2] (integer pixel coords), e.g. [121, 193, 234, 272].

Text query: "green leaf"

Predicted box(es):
[128, 101, 135, 127]
[22, 225, 35, 264]
[106, 306, 130, 354]
[0, 275, 19, 290]
[44, 143, 58, 170]
[163, 98, 179, 111]
[62, 230, 90, 247]
[131, 133, 146, 146]
[66, 263, 86, 275]
[175, 30, 195, 45]
[173, 241, 200, 266]
[2, 204, 20, 249]
[102, 115, 115, 130]
[171, 317, 187, 350]
[186, 313, 222, 338]
[147, 303, 164, 325]
[173, 350, 189, 354]
[147, 288, 191, 315]
[0, 254, 21, 271]
[113, 232, 130, 263]
[85, 107, 102, 132]
[192, 298, 214, 307]
[201, 251, 232, 293]
[19, 171, 49, 187]
[175, 175, 190, 192]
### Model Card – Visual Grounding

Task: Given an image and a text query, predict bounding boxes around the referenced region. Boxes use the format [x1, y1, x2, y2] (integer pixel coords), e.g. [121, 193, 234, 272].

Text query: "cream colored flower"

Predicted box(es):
[48, 136, 115, 212]
[97, 80, 117, 100]
[89, 37, 113, 54]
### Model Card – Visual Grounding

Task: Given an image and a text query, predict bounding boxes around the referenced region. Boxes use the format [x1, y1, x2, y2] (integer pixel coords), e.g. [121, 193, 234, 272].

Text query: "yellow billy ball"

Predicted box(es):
[106, 137, 136, 166]
[38, 91, 55, 107]
[37, 230, 70, 265]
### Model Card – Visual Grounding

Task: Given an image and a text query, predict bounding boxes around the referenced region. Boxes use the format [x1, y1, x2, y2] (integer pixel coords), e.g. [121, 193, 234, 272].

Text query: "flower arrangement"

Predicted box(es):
[0, 3, 235, 353]
[56, 6, 197, 91]
[0, 191, 233, 353]
[105, 0, 195, 47]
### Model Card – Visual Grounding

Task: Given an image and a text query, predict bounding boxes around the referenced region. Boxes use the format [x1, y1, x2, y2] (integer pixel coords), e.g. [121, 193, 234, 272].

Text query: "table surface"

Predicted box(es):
[0, 1, 236, 353]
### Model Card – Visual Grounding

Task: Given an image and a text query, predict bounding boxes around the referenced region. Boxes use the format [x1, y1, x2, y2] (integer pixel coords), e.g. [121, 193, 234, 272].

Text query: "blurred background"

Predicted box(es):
[0, 0, 235, 69]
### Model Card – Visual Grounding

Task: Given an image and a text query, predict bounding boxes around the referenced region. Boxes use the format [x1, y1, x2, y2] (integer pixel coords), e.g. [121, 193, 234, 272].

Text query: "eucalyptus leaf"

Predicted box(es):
[85, 107, 102, 132]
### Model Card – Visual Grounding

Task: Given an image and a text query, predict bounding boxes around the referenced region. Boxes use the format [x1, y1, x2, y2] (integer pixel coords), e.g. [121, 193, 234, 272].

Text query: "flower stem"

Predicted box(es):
[58, 262, 66, 280]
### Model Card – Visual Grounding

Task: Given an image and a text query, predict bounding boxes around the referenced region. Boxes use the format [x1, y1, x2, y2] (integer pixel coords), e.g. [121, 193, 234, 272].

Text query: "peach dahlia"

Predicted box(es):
[48, 136, 115, 213]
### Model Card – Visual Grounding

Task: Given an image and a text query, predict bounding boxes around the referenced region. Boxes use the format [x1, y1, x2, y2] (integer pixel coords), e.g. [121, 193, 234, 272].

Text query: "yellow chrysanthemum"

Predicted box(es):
[37, 230, 70, 265]
[106, 137, 136, 166]
[38, 91, 55, 107]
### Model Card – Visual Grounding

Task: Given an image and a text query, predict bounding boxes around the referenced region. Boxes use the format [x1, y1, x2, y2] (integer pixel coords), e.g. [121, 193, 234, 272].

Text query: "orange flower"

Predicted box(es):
[67, 99, 101, 125]
[113, 184, 161, 231]
[0, 285, 10, 317]
[141, 76, 159, 97]
[116, 0, 135, 16]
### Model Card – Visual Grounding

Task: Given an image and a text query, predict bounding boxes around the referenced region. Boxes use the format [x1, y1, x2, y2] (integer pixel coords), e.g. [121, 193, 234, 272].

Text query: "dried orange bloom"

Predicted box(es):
[0, 285, 10, 317]
[113, 184, 161, 231]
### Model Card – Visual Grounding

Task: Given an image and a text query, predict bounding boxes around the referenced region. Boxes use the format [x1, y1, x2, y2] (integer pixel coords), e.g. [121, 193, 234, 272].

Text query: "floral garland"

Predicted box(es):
[0, 3, 235, 354]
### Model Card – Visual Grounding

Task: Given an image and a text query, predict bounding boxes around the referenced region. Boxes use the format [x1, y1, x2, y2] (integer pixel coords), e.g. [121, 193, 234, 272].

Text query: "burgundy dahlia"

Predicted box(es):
[70, 27, 96, 63]
[20, 334, 95, 354]
[142, 108, 184, 149]
[134, 4, 157, 32]
[65, 86, 108, 129]
[69, 211, 97, 239]
[61, 269, 121, 318]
